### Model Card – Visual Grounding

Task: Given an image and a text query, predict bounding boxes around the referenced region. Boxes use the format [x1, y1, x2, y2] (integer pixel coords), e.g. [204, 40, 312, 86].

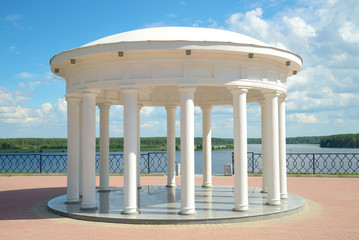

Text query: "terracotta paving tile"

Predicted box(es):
[0, 175, 358, 240]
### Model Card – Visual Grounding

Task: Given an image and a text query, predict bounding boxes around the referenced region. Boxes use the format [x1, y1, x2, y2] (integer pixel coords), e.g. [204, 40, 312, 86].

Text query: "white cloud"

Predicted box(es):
[3, 14, 22, 22]
[15, 72, 35, 79]
[141, 121, 159, 128]
[192, 20, 203, 27]
[166, 13, 177, 18]
[145, 22, 167, 28]
[226, 8, 269, 39]
[287, 113, 327, 124]
[282, 16, 316, 39]
[339, 21, 359, 43]
[141, 106, 155, 116]
[207, 18, 217, 28]
[0, 86, 66, 133]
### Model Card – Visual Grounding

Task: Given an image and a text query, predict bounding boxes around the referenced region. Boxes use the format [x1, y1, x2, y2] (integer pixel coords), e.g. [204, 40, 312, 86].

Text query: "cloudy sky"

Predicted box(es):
[0, 0, 358, 138]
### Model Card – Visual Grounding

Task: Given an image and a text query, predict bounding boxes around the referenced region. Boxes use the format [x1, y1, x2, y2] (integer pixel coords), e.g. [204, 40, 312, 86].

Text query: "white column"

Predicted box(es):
[137, 105, 142, 188]
[165, 106, 177, 188]
[279, 97, 288, 199]
[81, 92, 97, 209]
[201, 106, 212, 188]
[231, 88, 249, 212]
[122, 88, 138, 214]
[260, 102, 269, 193]
[264, 91, 281, 206]
[66, 95, 80, 203]
[179, 86, 196, 215]
[99, 103, 111, 192]
[79, 101, 83, 197]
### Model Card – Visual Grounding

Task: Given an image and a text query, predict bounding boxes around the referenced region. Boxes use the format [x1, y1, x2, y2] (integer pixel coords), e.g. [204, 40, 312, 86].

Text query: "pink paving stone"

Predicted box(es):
[0, 175, 358, 240]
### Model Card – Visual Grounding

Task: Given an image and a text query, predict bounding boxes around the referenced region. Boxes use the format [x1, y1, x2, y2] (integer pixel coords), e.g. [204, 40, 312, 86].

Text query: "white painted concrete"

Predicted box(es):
[122, 88, 138, 214]
[99, 103, 111, 192]
[80, 92, 97, 209]
[166, 106, 177, 188]
[231, 88, 249, 212]
[201, 106, 212, 188]
[260, 102, 269, 193]
[50, 27, 302, 216]
[279, 97, 288, 199]
[264, 92, 281, 206]
[137, 105, 142, 188]
[66, 96, 80, 203]
[179, 87, 196, 215]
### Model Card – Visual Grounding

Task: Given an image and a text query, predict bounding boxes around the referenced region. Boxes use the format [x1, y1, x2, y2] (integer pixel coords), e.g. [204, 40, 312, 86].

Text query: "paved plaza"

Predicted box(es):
[0, 175, 358, 240]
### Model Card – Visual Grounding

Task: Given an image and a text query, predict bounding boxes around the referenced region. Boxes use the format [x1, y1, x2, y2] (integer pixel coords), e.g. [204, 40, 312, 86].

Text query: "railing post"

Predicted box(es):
[312, 154, 315, 174]
[39, 154, 43, 173]
[252, 152, 255, 173]
[147, 152, 150, 173]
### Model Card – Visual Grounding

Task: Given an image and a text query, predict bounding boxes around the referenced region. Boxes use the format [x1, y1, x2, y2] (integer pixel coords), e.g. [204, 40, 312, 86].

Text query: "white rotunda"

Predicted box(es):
[50, 27, 302, 215]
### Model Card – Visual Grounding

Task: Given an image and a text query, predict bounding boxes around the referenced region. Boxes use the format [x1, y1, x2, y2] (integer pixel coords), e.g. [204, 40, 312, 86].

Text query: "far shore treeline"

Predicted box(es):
[0, 134, 357, 153]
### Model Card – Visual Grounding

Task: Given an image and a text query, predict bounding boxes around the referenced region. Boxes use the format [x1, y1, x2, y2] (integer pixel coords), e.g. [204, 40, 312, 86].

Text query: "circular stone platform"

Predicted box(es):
[47, 185, 305, 224]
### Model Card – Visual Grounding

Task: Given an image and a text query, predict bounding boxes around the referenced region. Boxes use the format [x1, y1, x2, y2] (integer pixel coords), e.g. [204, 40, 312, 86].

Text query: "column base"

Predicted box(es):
[280, 193, 288, 199]
[166, 184, 177, 188]
[121, 208, 139, 215]
[80, 203, 98, 210]
[266, 199, 281, 206]
[202, 184, 213, 188]
[65, 198, 80, 204]
[232, 205, 249, 212]
[98, 187, 111, 192]
[178, 208, 196, 215]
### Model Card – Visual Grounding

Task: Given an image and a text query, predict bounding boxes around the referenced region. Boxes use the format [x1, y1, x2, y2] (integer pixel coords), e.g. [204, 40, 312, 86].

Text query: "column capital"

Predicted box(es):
[81, 91, 98, 98]
[178, 86, 196, 93]
[121, 88, 138, 94]
[279, 95, 287, 102]
[98, 102, 111, 109]
[165, 105, 177, 111]
[262, 90, 281, 99]
[229, 87, 249, 95]
[65, 95, 81, 102]
[137, 104, 143, 111]
[200, 105, 213, 111]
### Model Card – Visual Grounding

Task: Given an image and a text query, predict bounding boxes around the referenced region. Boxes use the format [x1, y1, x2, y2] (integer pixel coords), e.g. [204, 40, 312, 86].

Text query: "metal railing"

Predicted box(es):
[0, 152, 167, 174]
[1, 151, 358, 174]
[232, 152, 359, 174]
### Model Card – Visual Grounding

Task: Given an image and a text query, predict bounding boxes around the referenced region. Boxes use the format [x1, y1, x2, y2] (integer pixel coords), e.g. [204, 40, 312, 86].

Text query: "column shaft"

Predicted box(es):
[66, 96, 80, 203]
[202, 106, 212, 188]
[179, 87, 196, 215]
[231, 88, 249, 212]
[137, 106, 141, 188]
[279, 98, 288, 199]
[166, 106, 177, 188]
[122, 89, 138, 214]
[81, 92, 97, 209]
[99, 103, 111, 192]
[264, 92, 281, 205]
[261, 102, 269, 193]
[79, 101, 83, 196]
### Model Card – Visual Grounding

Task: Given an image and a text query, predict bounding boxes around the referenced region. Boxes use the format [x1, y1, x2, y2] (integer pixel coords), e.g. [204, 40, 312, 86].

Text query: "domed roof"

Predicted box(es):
[82, 27, 270, 48]
[50, 27, 302, 77]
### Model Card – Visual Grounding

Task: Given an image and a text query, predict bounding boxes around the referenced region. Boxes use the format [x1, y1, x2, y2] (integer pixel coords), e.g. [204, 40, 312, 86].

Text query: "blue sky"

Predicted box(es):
[1, 0, 358, 139]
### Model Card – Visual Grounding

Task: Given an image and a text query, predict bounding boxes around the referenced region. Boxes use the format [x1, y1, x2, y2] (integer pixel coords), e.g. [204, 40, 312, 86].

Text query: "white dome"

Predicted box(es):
[82, 27, 270, 48]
